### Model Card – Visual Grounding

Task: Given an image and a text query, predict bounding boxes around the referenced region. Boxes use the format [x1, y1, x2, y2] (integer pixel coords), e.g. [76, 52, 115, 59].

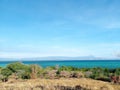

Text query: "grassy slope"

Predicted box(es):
[0, 78, 120, 90]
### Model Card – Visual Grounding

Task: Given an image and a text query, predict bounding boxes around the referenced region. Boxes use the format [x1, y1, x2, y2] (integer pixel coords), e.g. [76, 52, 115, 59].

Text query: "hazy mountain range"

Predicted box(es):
[0, 56, 120, 61]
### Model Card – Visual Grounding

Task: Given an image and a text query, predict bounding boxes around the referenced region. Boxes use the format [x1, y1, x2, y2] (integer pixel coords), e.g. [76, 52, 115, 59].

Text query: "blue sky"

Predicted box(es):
[0, 0, 120, 58]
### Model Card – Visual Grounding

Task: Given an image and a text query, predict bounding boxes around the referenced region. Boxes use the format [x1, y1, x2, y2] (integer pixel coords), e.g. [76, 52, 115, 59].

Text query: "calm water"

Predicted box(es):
[0, 60, 120, 68]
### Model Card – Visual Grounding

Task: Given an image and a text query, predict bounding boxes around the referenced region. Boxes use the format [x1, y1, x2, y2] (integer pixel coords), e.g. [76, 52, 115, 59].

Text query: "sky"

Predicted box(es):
[0, 0, 120, 58]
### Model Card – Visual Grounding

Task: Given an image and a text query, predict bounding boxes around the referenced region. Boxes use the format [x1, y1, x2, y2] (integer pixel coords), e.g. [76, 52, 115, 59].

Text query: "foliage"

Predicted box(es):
[58, 66, 81, 72]
[7, 62, 30, 73]
[0, 62, 120, 83]
[30, 64, 42, 79]
[1, 68, 12, 77]
[21, 72, 31, 79]
[115, 68, 120, 76]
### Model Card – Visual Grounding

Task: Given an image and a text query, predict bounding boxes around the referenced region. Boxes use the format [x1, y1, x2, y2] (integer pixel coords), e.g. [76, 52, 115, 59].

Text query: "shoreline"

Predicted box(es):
[0, 60, 120, 68]
[0, 61, 120, 90]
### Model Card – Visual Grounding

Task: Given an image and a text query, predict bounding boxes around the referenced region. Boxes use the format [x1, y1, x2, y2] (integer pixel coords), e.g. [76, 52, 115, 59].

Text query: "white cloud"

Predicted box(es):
[0, 47, 90, 58]
[0, 42, 120, 58]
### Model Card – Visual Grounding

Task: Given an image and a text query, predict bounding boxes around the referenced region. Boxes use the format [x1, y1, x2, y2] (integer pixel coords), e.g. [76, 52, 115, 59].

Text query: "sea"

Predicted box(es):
[0, 60, 120, 68]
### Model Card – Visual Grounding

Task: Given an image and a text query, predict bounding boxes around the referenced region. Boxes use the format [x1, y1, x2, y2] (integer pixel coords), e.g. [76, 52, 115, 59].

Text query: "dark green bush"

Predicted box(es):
[7, 62, 30, 73]
[115, 68, 120, 76]
[96, 77, 111, 82]
[21, 72, 30, 79]
[1, 68, 12, 77]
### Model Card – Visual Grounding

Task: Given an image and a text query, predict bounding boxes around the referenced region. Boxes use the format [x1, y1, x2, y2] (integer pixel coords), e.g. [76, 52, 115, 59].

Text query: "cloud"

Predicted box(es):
[0, 46, 91, 58]
[0, 42, 120, 58]
[0, 52, 44, 58]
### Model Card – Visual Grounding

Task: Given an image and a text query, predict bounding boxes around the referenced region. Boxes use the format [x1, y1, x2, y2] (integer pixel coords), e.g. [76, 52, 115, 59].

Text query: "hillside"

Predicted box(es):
[0, 78, 120, 90]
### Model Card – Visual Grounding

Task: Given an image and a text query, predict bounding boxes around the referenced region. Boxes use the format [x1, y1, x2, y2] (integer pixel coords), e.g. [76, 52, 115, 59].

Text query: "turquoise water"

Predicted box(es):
[0, 60, 120, 68]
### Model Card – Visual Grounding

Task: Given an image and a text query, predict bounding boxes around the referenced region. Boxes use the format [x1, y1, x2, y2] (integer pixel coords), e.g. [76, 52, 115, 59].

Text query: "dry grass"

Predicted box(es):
[0, 78, 119, 90]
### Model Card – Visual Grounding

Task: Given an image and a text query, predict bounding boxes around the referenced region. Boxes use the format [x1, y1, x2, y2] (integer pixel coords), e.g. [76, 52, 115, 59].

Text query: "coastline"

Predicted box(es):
[0, 60, 120, 68]
[0, 61, 120, 90]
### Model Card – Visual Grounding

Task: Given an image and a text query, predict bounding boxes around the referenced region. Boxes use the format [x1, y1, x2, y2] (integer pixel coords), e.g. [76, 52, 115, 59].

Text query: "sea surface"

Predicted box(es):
[0, 60, 120, 68]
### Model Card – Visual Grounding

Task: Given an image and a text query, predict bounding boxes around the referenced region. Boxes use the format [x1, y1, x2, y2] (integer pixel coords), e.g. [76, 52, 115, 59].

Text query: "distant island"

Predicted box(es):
[0, 56, 120, 61]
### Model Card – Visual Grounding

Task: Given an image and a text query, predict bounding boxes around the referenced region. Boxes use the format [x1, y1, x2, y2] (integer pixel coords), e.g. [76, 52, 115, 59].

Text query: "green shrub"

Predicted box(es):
[1, 68, 12, 77]
[7, 62, 30, 73]
[21, 72, 30, 79]
[96, 77, 111, 82]
[115, 68, 120, 76]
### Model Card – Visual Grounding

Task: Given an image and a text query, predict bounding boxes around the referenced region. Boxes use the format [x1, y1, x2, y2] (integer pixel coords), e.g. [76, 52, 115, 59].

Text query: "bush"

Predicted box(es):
[97, 77, 111, 82]
[44, 70, 57, 79]
[60, 71, 71, 78]
[84, 71, 93, 78]
[21, 72, 30, 79]
[0, 67, 2, 72]
[115, 68, 120, 76]
[58, 66, 80, 72]
[1, 62, 120, 83]
[7, 62, 30, 73]
[71, 71, 84, 78]
[1, 68, 12, 77]
[30, 64, 42, 79]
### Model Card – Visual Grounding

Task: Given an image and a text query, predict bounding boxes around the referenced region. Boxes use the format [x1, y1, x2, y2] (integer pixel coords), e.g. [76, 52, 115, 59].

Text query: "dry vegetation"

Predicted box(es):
[0, 78, 120, 90]
[1, 62, 120, 90]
